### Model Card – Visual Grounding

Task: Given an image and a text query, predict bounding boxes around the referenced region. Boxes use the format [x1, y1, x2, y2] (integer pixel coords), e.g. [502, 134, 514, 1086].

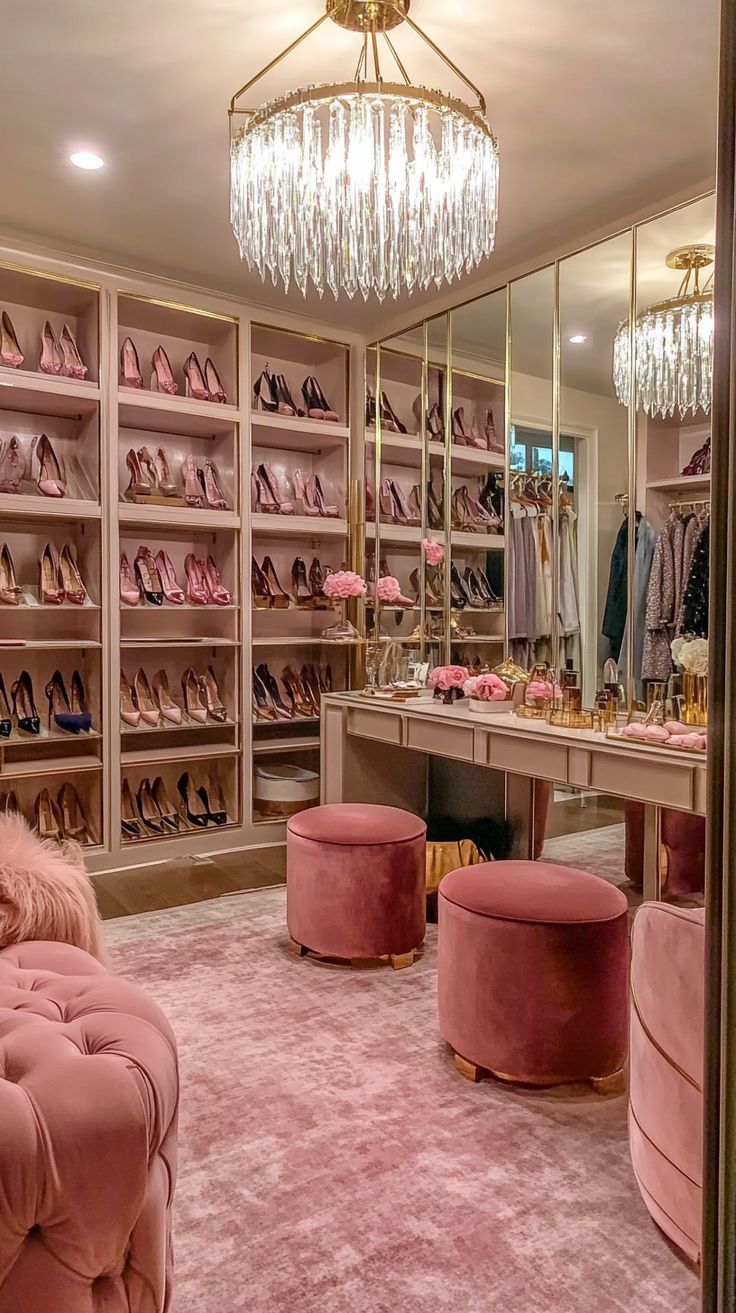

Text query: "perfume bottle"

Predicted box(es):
[561, 658, 581, 712]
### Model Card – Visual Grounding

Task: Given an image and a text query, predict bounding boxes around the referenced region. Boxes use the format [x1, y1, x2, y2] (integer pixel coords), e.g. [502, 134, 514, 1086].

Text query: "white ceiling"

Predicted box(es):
[0, 0, 718, 336]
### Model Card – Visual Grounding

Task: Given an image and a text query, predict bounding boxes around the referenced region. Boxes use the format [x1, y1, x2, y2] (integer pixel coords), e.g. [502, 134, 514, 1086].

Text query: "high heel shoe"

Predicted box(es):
[427, 483, 444, 530]
[35, 789, 63, 841]
[12, 671, 39, 735]
[152, 777, 180, 832]
[121, 779, 142, 838]
[310, 474, 339, 518]
[60, 544, 86, 605]
[302, 376, 339, 422]
[291, 556, 315, 608]
[427, 403, 443, 441]
[476, 567, 502, 609]
[0, 436, 24, 493]
[281, 665, 314, 719]
[125, 448, 154, 499]
[253, 368, 279, 412]
[202, 556, 229, 605]
[0, 311, 23, 368]
[0, 543, 21, 605]
[309, 557, 333, 608]
[59, 326, 87, 380]
[45, 670, 91, 735]
[484, 409, 505, 454]
[260, 555, 290, 608]
[252, 557, 275, 609]
[184, 553, 210, 606]
[182, 454, 204, 508]
[120, 670, 141, 727]
[379, 478, 395, 522]
[204, 358, 227, 404]
[183, 352, 209, 401]
[256, 664, 293, 720]
[201, 666, 227, 723]
[152, 670, 183, 724]
[0, 675, 11, 738]
[137, 779, 165, 835]
[58, 782, 93, 844]
[198, 774, 227, 826]
[258, 463, 293, 514]
[450, 564, 470, 610]
[381, 391, 408, 435]
[252, 668, 278, 721]
[177, 771, 209, 826]
[40, 322, 63, 375]
[153, 447, 178, 497]
[151, 346, 178, 395]
[31, 434, 65, 498]
[134, 668, 161, 726]
[201, 459, 227, 510]
[292, 469, 318, 516]
[274, 374, 298, 416]
[181, 668, 208, 724]
[120, 552, 141, 606]
[390, 480, 418, 526]
[155, 550, 185, 605]
[120, 336, 143, 389]
[134, 546, 164, 605]
[301, 664, 323, 714]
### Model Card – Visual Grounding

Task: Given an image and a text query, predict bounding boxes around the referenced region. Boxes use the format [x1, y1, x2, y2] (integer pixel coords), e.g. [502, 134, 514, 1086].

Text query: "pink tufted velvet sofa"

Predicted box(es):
[0, 940, 178, 1313]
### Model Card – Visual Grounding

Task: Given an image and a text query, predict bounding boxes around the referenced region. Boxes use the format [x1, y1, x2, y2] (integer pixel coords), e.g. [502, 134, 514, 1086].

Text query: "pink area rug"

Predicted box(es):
[105, 888, 699, 1313]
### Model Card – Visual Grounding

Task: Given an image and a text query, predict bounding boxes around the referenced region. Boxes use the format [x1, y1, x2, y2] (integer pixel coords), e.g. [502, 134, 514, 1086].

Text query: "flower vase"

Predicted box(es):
[683, 672, 708, 725]
[321, 601, 360, 643]
[434, 686, 464, 706]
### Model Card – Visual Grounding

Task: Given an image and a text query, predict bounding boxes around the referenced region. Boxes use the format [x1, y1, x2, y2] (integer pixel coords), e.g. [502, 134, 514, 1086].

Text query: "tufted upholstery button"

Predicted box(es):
[0, 940, 178, 1313]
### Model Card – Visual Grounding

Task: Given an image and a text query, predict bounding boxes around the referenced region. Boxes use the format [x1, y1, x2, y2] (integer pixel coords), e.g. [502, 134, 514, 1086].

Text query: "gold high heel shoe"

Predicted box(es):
[58, 783, 93, 844]
[35, 788, 63, 842]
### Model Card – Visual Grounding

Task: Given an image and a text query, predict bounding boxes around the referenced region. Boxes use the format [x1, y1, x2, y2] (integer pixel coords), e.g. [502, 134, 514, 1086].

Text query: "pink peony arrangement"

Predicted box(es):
[376, 575, 402, 603]
[422, 538, 444, 566]
[428, 665, 467, 692]
[322, 570, 366, 601]
[526, 678, 561, 704]
[463, 672, 509, 702]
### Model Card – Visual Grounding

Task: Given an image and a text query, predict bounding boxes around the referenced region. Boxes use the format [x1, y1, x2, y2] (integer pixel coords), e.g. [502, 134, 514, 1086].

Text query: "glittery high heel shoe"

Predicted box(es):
[0, 312, 23, 368]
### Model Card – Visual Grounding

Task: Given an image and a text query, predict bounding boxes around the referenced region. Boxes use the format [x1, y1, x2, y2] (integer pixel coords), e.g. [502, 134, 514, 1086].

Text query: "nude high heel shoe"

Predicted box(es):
[134, 668, 161, 726]
[181, 668, 208, 724]
[0, 435, 23, 493]
[39, 543, 64, 604]
[120, 670, 141, 727]
[0, 543, 21, 605]
[39, 322, 63, 375]
[32, 434, 65, 498]
[201, 666, 227, 723]
[204, 555, 231, 605]
[155, 550, 185, 604]
[151, 346, 178, 395]
[184, 553, 209, 605]
[153, 448, 178, 497]
[0, 312, 23, 368]
[152, 670, 183, 724]
[182, 454, 204, 508]
[258, 463, 293, 514]
[60, 544, 87, 604]
[58, 782, 93, 843]
[120, 553, 141, 606]
[59, 326, 87, 380]
[184, 352, 209, 401]
[204, 358, 227, 404]
[120, 337, 143, 389]
[35, 789, 63, 841]
[201, 459, 227, 510]
[125, 448, 153, 498]
[152, 777, 180, 832]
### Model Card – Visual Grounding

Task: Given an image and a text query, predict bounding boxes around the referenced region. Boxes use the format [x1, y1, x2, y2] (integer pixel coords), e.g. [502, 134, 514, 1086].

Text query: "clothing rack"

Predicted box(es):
[668, 498, 711, 512]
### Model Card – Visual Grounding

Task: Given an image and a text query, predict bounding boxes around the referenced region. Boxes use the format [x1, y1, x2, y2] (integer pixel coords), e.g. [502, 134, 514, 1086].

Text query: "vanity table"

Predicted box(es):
[320, 692, 707, 901]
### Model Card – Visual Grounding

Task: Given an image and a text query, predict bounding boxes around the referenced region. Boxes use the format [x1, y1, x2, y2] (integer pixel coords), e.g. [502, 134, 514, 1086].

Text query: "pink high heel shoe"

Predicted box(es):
[40, 322, 63, 375]
[120, 553, 141, 606]
[292, 469, 318, 517]
[201, 459, 227, 510]
[0, 312, 23, 369]
[379, 478, 395, 522]
[184, 353, 208, 401]
[155, 550, 185, 604]
[204, 358, 226, 404]
[60, 326, 87, 380]
[184, 553, 210, 605]
[125, 448, 154, 498]
[32, 435, 65, 498]
[0, 436, 24, 493]
[257, 463, 293, 514]
[310, 473, 339, 518]
[121, 337, 143, 389]
[485, 409, 505, 455]
[204, 556, 231, 606]
[151, 346, 178, 395]
[182, 454, 204, 508]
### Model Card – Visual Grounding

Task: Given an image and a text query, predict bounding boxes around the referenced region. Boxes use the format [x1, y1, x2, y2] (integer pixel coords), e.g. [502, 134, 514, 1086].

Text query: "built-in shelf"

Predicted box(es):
[251, 412, 350, 451]
[251, 636, 363, 647]
[2, 728, 103, 748]
[253, 715, 320, 727]
[120, 637, 240, 649]
[646, 473, 711, 496]
[0, 755, 103, 778]
[118, 502, 240, 531]
[120, 718, 237, 736]
[121, 604, 237, 614]
[0, 369, 100, 419]
[0, 495, 101, 522]
[121, 743, 240, 767]
[121, 819, 239, 847]
[0, 639, 102, 650]
[367, 431, 504, 474]
[252, 735, 320, 755]
[118, 390, 239, 438]
[450, 635, 504, 644]
[251, 513, 348, 539]
[367, 522, 505, 550]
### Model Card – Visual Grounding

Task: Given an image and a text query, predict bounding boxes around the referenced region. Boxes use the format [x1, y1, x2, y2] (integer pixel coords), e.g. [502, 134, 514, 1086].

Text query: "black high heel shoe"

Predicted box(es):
[137, 778, 165, 834]
[302, 376, 339, 422]
[0, 675, 11, 738]
[177, 771, 209, 827]
[121, 779, 142, 839]
[256, 663, 292, 719]
[450, 564, 470, 610]
[276, 373, 300, 415]
[381, 390, 407, 434]
[253, 368, 279, 412]
[134, 546, 164, 606]
[198, 775, 227, 826]
[45, 670, 92, 735]
[12, 671, 40, 735]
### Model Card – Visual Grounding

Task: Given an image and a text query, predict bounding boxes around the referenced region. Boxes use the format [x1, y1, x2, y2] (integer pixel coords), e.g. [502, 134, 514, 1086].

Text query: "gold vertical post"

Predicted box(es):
[443, 315, 453, 667]
[551, 260, 561, 675]
[625, 226, 638, 711]
[420, 321, 429, 665]
[503, 281, 512, 659]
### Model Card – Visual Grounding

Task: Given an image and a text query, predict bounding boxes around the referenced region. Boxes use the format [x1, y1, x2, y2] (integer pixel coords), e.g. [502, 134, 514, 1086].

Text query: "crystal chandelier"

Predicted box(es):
[229, 1, 499, 300]
[613, 244, 714, 419]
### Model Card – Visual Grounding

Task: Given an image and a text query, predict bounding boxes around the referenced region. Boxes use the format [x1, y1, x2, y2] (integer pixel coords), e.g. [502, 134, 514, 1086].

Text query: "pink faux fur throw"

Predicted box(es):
[0, 812, 107, 964]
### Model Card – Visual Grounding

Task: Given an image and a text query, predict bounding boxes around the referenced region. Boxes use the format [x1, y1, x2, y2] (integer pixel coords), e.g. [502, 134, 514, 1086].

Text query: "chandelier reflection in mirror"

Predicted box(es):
[229, 1, 499, 300]
[613, 244, 714, 419]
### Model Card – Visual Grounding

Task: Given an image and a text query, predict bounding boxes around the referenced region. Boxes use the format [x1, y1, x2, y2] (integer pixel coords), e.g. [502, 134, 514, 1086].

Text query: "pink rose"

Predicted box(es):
[463, 675, 480, 697]
[429, 664, 467, 691]
[422, 538, 444, 566]
[322, 570, 366, 601]
[473, 672, 510, 702]
[376, 575, 401, 603]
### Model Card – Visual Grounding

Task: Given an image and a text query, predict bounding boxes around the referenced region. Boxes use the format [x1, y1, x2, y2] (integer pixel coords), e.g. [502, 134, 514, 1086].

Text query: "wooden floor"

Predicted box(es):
[93, 792, 625, 920]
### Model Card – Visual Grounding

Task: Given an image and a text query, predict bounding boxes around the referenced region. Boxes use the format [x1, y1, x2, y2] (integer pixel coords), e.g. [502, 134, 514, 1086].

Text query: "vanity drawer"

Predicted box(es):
[347, 707, 403, 746]
[488, 734, 568, 783]
[404, 718, 475, 761]
[590, 752, 694, 810]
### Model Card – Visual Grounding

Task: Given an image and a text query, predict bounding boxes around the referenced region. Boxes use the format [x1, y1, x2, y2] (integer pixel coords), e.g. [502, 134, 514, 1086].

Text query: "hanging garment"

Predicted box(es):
[680, 520, 710, 637]
[558, 506, 581, 637]
[676, 515, 702, 633]
[671, 514, 686, 631]
[534, 513, 553, 638]
[641, 519, 676, 682]
[619, 516, 656, 700]
[602, 517, 634, 663]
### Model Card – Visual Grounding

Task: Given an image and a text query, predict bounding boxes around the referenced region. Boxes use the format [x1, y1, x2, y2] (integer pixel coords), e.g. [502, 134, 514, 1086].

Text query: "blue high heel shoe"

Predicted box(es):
[45, 670, 92, 735]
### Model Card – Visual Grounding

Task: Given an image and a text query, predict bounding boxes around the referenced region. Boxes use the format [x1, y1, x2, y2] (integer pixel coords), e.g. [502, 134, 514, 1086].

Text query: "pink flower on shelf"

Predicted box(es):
[376, 575, 402, 604]
[428, 664, 468, 692]
[526, 679, 561, 703]
[422, 538, 444, 566]
[465, 672, 510, 702]
[322, 569, 367, 601]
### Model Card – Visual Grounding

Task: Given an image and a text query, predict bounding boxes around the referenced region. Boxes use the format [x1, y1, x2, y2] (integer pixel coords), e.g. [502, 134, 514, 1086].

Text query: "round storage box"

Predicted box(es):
[254, 763, 319, 820]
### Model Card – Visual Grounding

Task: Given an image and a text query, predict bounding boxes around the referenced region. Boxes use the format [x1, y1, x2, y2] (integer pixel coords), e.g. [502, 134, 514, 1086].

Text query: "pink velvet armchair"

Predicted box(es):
[629, 902, 704, 1263]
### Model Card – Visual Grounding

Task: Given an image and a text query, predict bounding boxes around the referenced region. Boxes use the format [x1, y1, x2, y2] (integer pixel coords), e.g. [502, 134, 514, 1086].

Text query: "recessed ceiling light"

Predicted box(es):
[569, 333, 587, 344]
[70, 150, 105, 171]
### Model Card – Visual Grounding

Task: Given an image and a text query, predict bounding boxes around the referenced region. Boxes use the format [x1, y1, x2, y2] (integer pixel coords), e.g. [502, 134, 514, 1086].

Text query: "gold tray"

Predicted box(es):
[515, 702, 550, 719]
[605, 726, 706, 755]
[546, 708, 597, 730]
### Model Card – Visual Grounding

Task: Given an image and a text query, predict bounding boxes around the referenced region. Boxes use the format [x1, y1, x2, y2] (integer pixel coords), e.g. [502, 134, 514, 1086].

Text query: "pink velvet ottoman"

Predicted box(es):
[438, 861, 629, 1087]
[287, 803, 426, 968]
[0, 940, 178, 1313]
